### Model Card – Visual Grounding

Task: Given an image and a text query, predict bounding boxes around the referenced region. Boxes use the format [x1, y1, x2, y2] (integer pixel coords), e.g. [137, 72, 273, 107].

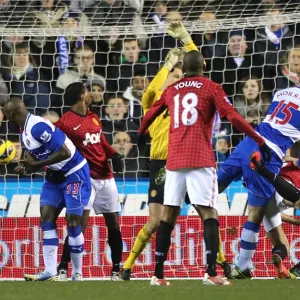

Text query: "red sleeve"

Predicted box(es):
[226, 110, 265, 146]
[212, 84, 235, 118]
[101, 132, 116, 158]
[138, 93, 167, 135]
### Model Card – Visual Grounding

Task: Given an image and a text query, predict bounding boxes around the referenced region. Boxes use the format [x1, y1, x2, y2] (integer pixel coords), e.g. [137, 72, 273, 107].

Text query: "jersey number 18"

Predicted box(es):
[174, 93, 198, 128]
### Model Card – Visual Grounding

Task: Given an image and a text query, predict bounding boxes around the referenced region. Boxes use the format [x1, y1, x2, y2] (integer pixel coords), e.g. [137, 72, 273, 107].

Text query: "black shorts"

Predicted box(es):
[148, 160, 190, 205]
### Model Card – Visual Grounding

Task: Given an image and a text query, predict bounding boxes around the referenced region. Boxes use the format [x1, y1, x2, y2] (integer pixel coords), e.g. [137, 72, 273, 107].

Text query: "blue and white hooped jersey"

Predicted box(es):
[22, 114, 86, 176]
[258, 87, 300, 159]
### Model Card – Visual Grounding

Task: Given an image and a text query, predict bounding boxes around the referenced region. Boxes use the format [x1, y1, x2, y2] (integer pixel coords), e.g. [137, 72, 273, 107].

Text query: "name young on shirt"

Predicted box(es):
[174, 81, 203, 90]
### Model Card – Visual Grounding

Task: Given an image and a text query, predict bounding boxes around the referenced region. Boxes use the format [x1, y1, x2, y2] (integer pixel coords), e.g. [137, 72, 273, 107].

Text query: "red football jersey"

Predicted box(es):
[56, 110, 115, 180]
[280, 162, 300, 189]
[140, 76, 234, 170]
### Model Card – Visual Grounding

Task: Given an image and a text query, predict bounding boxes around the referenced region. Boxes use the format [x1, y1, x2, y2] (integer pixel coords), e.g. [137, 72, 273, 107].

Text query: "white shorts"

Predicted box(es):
[164, 167, 218, 208]
[84, 178, 121, 214]
[263, 192, 288, 233]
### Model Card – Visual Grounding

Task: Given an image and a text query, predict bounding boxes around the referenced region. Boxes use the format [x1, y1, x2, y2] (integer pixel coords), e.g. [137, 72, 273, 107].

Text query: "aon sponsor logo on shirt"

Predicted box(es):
[83, 132, 101, 146]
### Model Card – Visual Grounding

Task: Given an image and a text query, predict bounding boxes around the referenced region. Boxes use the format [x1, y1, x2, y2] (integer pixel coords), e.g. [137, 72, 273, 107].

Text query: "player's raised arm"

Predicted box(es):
[212, 84, 272, 161]
[138, 93, 168, 135]
[142, 48, 180, 113]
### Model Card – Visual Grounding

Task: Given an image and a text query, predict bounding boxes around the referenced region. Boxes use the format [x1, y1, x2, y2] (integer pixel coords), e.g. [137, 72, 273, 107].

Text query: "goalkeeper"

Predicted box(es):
[122, 22, 230, 280]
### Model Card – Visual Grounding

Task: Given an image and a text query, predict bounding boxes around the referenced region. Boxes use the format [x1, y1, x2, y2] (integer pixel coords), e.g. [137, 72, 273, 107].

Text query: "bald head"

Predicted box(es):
[183, 50, 204, 77]
[3, 97, 29, 127]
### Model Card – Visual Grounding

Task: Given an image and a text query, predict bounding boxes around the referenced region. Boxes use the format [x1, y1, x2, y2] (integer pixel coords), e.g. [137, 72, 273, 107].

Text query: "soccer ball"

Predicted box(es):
[0, 140, 16, 164]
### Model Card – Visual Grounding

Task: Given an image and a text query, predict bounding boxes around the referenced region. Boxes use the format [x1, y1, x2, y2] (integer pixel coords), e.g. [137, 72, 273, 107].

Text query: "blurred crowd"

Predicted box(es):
[1, 0, 300, 177]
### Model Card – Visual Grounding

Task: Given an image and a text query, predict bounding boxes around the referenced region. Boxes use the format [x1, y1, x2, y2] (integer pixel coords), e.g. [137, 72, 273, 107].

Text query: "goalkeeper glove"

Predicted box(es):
[168, 21, 192, 45]
[111, 153, 123, 173]
[164, 48, 181, 71]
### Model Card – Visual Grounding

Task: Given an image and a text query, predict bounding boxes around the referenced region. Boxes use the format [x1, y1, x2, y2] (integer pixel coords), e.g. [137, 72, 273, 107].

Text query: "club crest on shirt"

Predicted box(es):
[92, 118, 99, 126]
[40, 131, 52, 143]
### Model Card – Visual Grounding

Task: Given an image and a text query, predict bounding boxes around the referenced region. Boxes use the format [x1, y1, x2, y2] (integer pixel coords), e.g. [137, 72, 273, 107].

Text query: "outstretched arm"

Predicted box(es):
[142, 48, 180, 113]
[139, 95, 167, 135]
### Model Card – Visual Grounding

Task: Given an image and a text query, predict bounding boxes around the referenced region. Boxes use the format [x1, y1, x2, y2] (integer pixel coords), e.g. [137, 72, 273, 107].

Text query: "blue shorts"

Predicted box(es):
[217, 137, 282, 207]
[40, 163, 91, 216]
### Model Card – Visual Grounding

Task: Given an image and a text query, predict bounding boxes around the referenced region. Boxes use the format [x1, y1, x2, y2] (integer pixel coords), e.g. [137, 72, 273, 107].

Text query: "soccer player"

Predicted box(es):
[247, 143, 300, 279]
[55, 82, 124, 281]
[3, 97, 91, 281]
[122, 22, 230, 280]
[217, 86, 300, 279]
[138, 49, 271, 286]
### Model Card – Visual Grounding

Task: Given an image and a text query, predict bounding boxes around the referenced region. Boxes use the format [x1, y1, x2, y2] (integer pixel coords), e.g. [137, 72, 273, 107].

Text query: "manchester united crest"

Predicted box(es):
[92, 118, 99, 126]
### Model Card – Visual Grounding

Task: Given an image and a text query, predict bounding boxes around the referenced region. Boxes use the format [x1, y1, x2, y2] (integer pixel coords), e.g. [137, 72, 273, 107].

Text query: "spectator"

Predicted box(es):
[192, 11, 227, 72]
[213, 136, 230, 169]
[39, 10, 90, 79]
[211, 30, 263, 100]
[234, 76, 271, 119]
[150, 0, 167, 35]
[273, 46, 300, 91]
[123, 70, 150, 125]
[29, 0, 69, 29]
[42, 109, 60, 123]
[0, 34, 28, 67]
[255, 8, 294, 70]
[2, 43, 51, 115]
[0, 71, 9, 105]
[84, 0, 147, 47]
[165, 10, 183, 23]
[56, 44, 106, 91]
[0, 0, 28, 28]
[87, 79, 105, 117]
[112, 131, 149, 178]
[102, 95, 139, 144]
[107, 37, 156, 92]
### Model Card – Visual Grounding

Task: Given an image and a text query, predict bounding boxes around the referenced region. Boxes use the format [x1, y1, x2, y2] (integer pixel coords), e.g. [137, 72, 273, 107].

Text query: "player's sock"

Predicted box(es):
[217, 229, 226, 264]
[238, 221, 260, 272]
[154, 221, 173, 279]
[123, 225, 153, 269]
[68, 226, 84, 275]
[60, 236, 71, 264]
[108, 229, 123, 272]
[41, 222, 59, 276]
[272, 243, 288, 260]
[204, 218, 219, 277]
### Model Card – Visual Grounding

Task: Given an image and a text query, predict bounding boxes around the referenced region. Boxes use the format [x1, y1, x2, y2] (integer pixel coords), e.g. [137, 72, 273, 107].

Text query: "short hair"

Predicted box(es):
[133, 70, 147, 78]
[290, 141, 300, 158]
[75, 44, 94, 54]
[105, 93, 126, 104]
[64, 82, 86, 106]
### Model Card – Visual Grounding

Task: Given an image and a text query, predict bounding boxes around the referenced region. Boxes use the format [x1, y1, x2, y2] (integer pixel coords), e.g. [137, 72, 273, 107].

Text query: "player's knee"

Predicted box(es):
[147, 217, 161, 234]
[247, 206, 265, 224]
[66, 214, 82, 227]
[103, 213, 120, 230]
[40, 206, 57, 223]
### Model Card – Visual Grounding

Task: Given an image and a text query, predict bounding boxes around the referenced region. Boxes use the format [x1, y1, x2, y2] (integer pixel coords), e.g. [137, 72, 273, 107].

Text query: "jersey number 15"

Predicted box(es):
[174, 93, 198, 128]
[270, 100, 300, 125]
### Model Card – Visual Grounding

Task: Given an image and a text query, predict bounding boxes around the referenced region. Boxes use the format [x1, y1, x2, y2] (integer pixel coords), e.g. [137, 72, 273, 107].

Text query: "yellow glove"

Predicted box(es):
[168, 21, 192, 45]
[164, 48, 181, 71]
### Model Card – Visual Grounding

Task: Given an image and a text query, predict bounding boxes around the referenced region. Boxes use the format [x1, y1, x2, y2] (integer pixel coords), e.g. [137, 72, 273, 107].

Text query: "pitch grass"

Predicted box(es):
[0, 280, 299, 300]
